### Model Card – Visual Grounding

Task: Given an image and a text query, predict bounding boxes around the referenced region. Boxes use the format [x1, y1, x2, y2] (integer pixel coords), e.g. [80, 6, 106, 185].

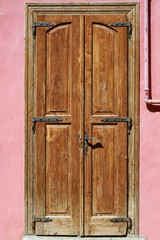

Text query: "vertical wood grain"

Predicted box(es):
[92, 125, 114, 215]
[92, 24, 115, 114]
[34, 14, 83, 235]
[46, 24, 71, 114]
[46, 125, 70, 215]
[84, 14, 128, 236]
[25, 3, 140, 236]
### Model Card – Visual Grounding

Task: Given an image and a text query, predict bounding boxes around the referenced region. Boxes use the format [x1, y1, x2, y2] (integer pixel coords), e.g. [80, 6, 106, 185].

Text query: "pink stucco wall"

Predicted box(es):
[0, 0, 160, 240]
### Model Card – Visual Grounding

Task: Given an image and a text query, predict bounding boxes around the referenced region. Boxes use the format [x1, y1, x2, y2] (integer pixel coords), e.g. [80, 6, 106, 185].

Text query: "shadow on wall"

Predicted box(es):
[146, 0, 160, 112]
[146, 105, 160, 112]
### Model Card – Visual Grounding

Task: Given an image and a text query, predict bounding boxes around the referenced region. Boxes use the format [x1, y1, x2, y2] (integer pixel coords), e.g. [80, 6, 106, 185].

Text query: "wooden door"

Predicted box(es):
[34, 13, 128, 236]
[34, 14, 83, 235]
[84, 15, 128, 236]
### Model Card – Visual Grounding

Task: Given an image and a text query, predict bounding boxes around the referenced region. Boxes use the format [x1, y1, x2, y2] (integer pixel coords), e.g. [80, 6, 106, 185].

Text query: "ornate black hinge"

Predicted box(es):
[101, 117, 132, 135]
[33, 22, 54, 39]
[109, 22, 132, 40]
[32, 117, 63, 134]
[110, 217, 132, 231]
[32, 217, 52, 232]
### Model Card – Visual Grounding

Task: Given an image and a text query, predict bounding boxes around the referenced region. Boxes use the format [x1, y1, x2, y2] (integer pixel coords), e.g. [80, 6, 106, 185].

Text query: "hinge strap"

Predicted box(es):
[110, 217, 132, 231]
[109, 22, 132, 39]
[33, 22, 54, 39]
[32, 217, 52, 232]
[32, 117, 63, 134]
[101, 117, 132, 135]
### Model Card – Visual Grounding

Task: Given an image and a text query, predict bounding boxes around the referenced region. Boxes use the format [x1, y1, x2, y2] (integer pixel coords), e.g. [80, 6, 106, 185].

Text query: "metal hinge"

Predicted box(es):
[32, 117, 63, 134]
[33, 22, 54, 39]
[109, 22, 132, 40]
[110, 217, 132, 231]
[101, 117, 132, 135]
[32, 217, 52, 232]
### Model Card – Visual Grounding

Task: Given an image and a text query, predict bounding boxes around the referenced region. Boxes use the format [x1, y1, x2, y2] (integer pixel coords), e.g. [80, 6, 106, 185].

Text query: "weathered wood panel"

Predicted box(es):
[46, 125, 70, 215]
[92, 125, 114, 215]
[46, 24, 71, 114]
[92, 24, 116, 114]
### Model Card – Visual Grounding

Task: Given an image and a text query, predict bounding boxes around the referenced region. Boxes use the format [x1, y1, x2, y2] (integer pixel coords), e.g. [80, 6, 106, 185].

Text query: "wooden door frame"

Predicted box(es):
[25, 2, 140, 236]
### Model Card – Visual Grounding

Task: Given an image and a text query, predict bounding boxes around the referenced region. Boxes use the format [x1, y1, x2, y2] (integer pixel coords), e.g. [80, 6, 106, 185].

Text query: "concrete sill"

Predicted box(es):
[22, 235, 146, 240]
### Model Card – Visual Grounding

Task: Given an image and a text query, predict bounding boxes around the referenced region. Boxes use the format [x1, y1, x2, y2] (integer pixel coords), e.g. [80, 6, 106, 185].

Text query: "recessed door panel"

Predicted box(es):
[92, 24, 116, 115]
[46, 24, 72, 114]
[92, 125, 115, 215]
[46, 125, 70, 215]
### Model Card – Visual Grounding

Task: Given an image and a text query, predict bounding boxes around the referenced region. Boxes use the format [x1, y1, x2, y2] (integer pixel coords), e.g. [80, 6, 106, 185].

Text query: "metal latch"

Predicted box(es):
[32, 117, 63, 134]
[32, 217, 52, 232]
[101, 117, 132, 135]
[33, 22, 54, 39]
[109, 22, 132, 39]
[110, 217, 132, 231]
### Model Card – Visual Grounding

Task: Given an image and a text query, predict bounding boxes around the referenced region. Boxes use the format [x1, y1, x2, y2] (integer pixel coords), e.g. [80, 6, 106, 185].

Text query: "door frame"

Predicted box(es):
[25, 2, 140, 236]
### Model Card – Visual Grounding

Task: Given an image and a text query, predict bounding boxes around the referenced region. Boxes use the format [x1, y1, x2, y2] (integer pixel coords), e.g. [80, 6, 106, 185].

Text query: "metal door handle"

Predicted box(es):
[85, 136, 99, 141]
[84, 132, 100, 155]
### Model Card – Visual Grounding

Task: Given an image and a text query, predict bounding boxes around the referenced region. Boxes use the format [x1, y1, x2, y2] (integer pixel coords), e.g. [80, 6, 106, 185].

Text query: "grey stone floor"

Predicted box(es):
[22, 235, 146, 240]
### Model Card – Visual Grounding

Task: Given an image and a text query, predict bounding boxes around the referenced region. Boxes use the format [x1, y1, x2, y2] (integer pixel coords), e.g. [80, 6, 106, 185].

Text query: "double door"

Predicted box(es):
[34, 14, 128, 236]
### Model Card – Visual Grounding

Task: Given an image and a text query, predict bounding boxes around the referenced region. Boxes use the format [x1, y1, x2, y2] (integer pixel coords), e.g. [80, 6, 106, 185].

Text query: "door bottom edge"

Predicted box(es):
[22, 235, 146, 240]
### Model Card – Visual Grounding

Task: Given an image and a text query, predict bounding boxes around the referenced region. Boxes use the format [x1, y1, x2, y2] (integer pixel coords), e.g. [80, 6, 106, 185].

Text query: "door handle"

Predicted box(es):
[85, 136, 99, 140]
[84, 132, 99, 141]
[84, 132, 99, 155]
